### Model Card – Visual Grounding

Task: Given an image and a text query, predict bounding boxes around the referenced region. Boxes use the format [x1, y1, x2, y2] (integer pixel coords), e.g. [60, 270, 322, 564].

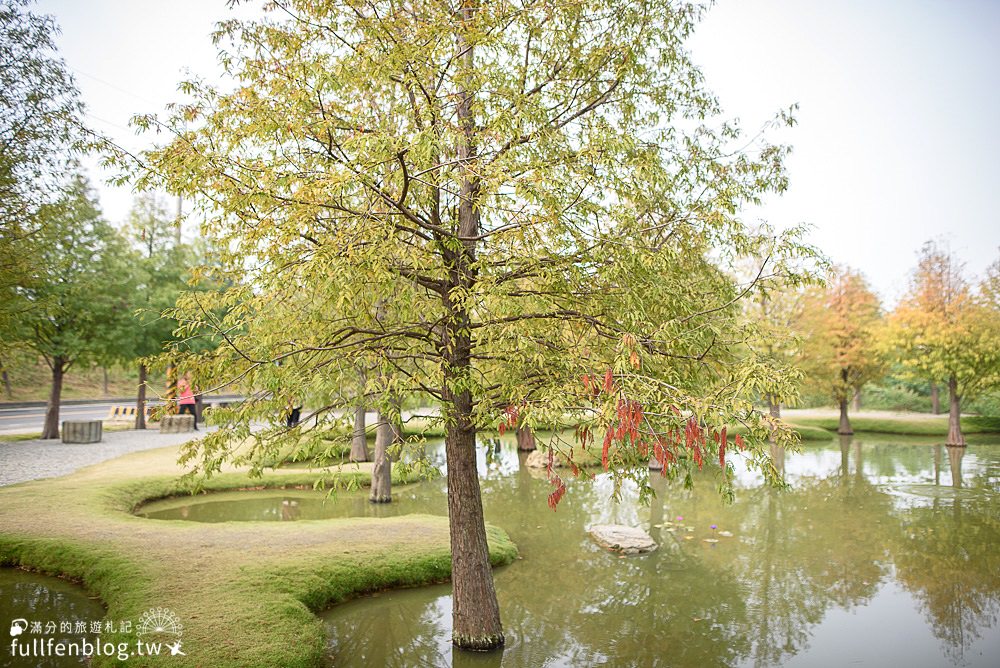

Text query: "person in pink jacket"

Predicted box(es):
[177, 372, 198, 430]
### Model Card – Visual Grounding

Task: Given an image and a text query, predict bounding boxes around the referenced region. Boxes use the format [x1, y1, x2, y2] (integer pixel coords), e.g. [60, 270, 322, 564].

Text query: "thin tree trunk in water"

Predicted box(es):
[350, 405, 369, 462]
[369, 411, 392, 503]
[515, 426, 536, 451]
[837, 398, 853, 435]
[930, 381, 941, 414]
[102, 366, 109, 397]
[946, 374, 965, 447]
[767, 394, 781, 444]
[41, 356, 66, 439]
[853, 388, 862, 412]
[445, 417, 503, 649]
[933, 444, 941, 485]
[769, 443, 786, 478]
[135, 363, 147, 430]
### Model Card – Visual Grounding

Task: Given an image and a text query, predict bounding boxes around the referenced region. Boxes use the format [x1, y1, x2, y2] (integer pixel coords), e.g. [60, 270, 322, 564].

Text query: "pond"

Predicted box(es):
[0, 568, 106, 667]
[139, 434, 1000, 667]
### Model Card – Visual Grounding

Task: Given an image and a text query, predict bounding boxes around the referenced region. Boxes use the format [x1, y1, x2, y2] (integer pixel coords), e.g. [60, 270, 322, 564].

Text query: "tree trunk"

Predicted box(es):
[41, 356, 66, 439]
[767, 394, 781, 444]
[837, 397, 853, 435]
[102, 366, 109, 397]
[350, 405, 370, 462]
[369, 411, 392, 503]
[445, 416, 503, 650]
[930, 381, 941, 414]
[442, 0, 504, 649]
[768, 395, 781, 420]
[946, 374, 965, 447]
[1, 364, 11, 399]
[852, 388, 862, 412]
[165, 362, 178, 415]
[135, 363, 148, 430]
[769, 443, 785, 478]
[515, 425, 536, 452]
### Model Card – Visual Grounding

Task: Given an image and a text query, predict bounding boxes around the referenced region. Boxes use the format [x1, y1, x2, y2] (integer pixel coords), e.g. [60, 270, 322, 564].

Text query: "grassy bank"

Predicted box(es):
[785, 411, 1000, 437]
[0, 445, 516, 667]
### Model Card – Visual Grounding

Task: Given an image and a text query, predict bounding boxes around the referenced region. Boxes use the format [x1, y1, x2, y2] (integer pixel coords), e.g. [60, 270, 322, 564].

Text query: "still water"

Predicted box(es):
[0, 569, 106, 667]
[140, 435, 1000, 667]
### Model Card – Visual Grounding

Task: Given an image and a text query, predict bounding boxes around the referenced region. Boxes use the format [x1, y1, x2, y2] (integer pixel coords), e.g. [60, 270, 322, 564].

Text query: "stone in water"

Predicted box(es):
[589, 524, 657, 555]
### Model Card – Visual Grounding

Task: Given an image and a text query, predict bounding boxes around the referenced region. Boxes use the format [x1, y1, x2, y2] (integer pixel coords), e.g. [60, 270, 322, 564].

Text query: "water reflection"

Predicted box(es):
[323, 435, 1000, 667]
[134, 433, 1000, 666]
[0, 569, 106, 667]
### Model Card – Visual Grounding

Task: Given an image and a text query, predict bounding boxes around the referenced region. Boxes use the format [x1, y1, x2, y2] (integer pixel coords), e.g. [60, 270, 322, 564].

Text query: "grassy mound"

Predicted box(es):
[0, 445, 516, 667]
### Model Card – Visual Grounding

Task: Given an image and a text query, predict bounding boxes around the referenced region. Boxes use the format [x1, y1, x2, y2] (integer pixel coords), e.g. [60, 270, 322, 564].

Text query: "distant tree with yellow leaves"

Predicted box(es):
[797, 267, 883, 434]
[883, 242, 1000, 446]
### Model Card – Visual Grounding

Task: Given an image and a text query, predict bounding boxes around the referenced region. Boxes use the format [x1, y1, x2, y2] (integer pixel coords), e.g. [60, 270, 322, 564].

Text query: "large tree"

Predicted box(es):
[0, 0, 83, 350]
[797, 267, 883, 435]
[884, 243, 1000, 446]
[127, 0, 817, 649]
[14, 175, 134, 438]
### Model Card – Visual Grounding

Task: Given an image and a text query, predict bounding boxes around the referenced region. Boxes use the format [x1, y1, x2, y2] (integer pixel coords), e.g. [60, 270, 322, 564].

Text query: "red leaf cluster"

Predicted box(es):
[547, 475, 566, 511]
[498, 404, 519, 436]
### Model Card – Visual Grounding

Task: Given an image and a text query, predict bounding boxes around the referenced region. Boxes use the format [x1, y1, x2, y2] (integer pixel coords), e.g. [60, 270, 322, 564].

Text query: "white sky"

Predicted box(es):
[34, 0, 1000, 304]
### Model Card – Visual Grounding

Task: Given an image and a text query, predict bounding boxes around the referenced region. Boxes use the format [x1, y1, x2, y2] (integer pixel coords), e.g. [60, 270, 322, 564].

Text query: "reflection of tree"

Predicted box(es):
[729, 440, 892, 666]
[325, 588, 456, 668]
[890, 446, 1000, 662]
[323, 438, 999, 667]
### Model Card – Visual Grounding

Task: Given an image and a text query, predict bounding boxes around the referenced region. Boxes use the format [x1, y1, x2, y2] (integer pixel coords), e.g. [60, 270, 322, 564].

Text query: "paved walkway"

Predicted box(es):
[0, 428, 210, 487]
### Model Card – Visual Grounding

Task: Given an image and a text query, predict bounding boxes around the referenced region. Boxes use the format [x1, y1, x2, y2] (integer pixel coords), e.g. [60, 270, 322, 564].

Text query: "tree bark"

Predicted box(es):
[135, 363, 148, 430]
[852, 388, 862, 412]
[165, 362, 178, 415]
[946, 374, 965, 447]
[767, 394, 781, 444]
[350, 404, 370, 462]
[1, 364, 11, 399]
[930, 381, 941, 414]
[769, 443, 785, 478]
[369, 411, 392, 503]
[515, 425, 536, 452]
[41, 356, 66, 439]
[440, 0, 504, 650]
[837, 397, 853, 435]
[445, 414, 503, 649]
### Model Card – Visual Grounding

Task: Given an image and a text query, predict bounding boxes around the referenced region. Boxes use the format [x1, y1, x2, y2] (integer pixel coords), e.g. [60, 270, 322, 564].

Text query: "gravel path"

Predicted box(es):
[0, 428, 208, 487]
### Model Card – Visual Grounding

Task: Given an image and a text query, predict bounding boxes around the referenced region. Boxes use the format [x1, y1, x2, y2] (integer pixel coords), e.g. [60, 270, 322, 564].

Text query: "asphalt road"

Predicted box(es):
[0, 401, 154, 435]
[0, 397, 238, 436]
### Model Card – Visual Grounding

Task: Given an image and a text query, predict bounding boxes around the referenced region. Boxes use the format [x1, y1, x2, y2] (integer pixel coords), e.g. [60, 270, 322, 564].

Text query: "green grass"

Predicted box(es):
[0, 445, 517, 667]
[789, 414, 1000, 436]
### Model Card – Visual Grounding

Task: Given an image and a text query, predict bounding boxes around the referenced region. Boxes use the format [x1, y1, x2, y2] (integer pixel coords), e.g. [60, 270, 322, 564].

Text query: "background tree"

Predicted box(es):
[120, 193, 197, 428]
[883, 243, 1000, 446]
[127, 0, 818, 649]
[0, 0, 83, 353]
[796, 267, 883, 434]
[13, 174, 134, 438]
